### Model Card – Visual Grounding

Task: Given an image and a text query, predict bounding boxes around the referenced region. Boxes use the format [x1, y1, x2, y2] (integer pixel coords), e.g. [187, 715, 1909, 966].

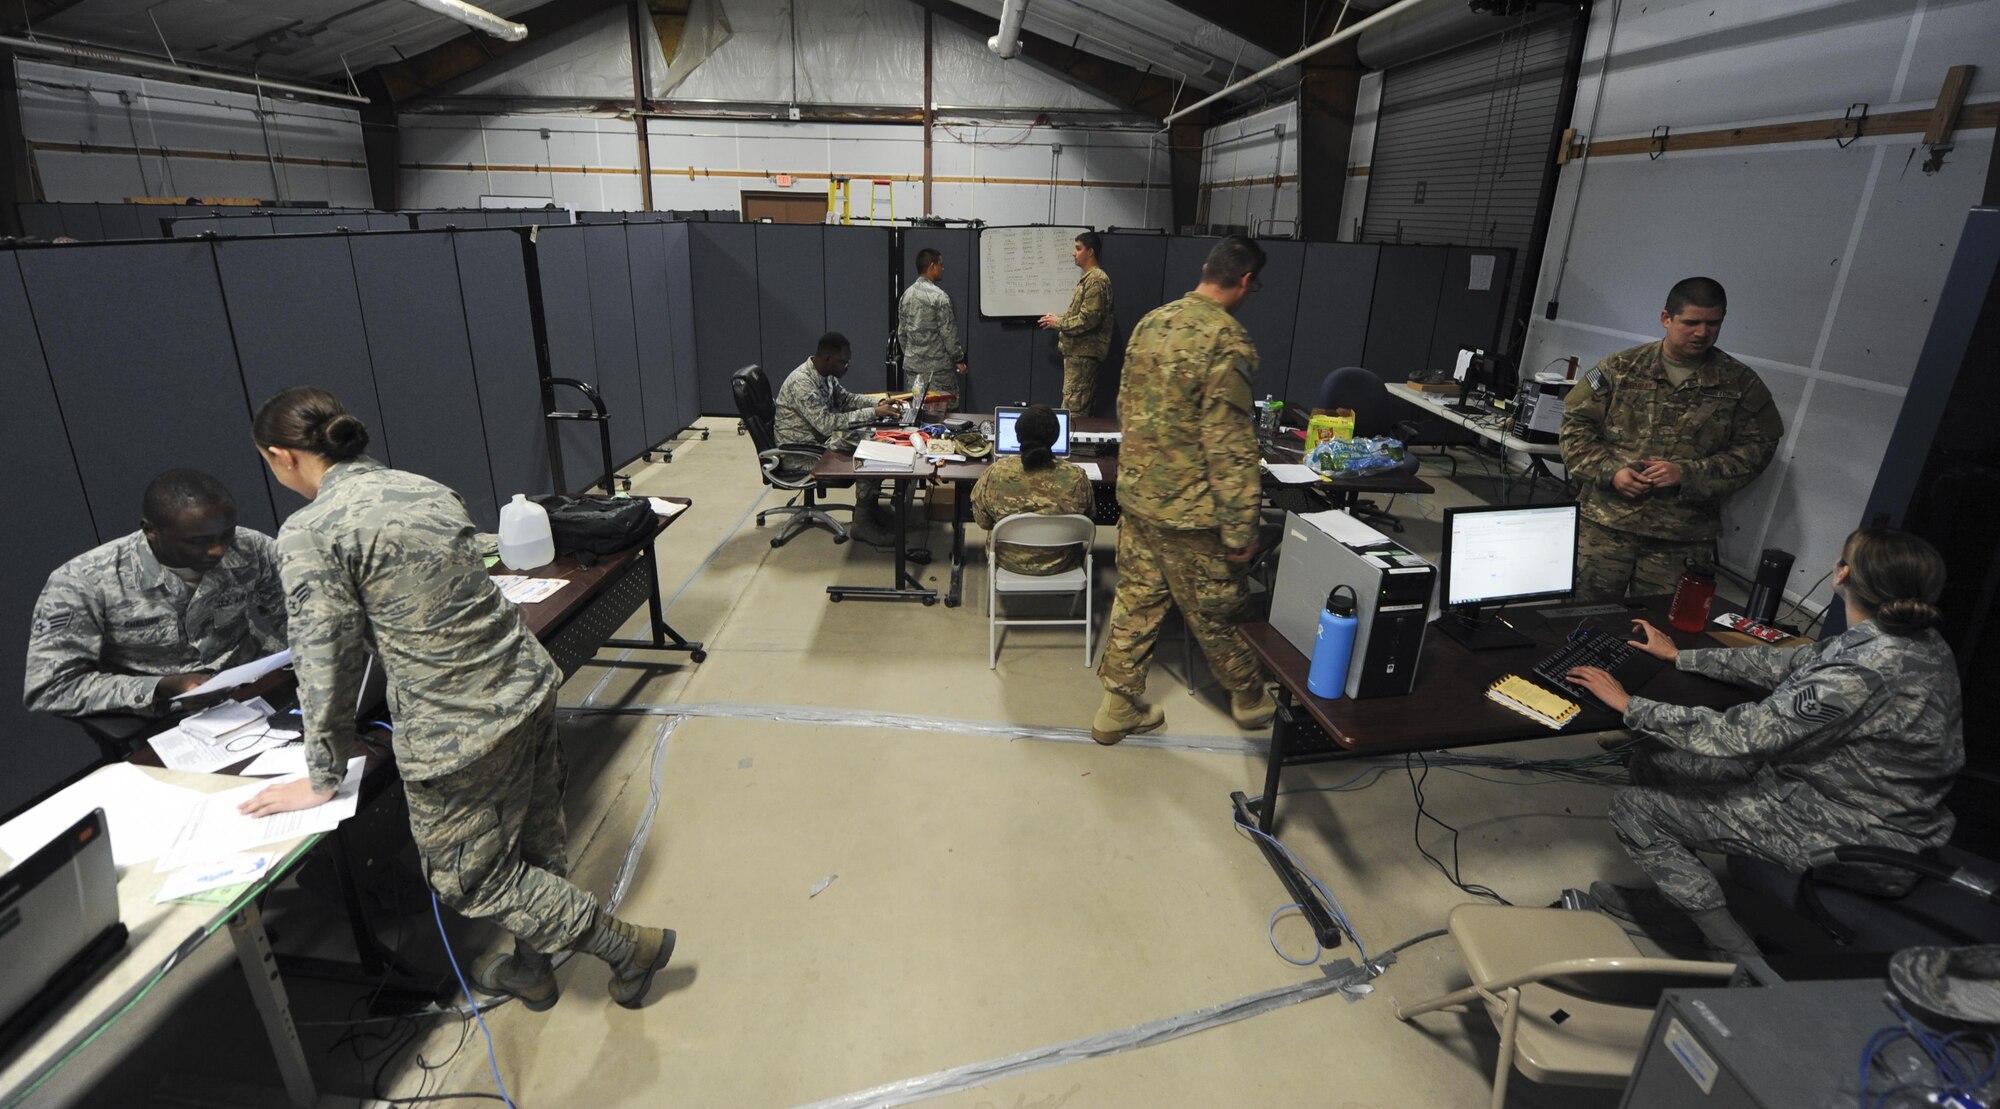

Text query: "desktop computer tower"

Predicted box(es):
[1270, 510, 1436, 698]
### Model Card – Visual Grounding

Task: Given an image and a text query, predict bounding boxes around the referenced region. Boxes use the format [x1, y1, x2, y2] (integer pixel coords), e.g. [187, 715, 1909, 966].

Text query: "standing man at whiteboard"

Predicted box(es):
[1039, 231, 1115, 416]
[900, 249, 968, 411]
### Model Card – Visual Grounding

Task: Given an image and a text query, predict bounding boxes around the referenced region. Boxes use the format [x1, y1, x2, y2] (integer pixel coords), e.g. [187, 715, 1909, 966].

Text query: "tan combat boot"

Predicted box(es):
[470, 941, 559, 1012]
[1091, 690, 1165, 745]
[1230, 686, 1276, 730]
[575, 907, 677, 1009]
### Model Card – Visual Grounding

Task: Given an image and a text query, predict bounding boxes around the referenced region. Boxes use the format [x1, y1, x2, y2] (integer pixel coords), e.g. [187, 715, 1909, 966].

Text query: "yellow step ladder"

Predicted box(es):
[867, 179, 895, 225]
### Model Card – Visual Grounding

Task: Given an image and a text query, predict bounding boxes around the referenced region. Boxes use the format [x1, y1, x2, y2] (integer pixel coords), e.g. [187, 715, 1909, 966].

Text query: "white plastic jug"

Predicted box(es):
[497, 494, 556, 571]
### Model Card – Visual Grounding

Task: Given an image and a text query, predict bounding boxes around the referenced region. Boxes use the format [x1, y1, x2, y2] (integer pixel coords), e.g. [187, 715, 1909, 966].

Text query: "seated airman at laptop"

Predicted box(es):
[972, 404, 1094, 575]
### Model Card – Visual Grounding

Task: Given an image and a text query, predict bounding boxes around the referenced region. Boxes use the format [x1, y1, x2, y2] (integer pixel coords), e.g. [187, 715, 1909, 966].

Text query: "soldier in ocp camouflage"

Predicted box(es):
[1097, 289, 1266, 700]
[1052, 265, 1114, 415]
[281, 456, 594, 953]
[970, 455, 1095, 576]
[26, 510, 286, 719]
[899, 268, 965, 409]
[1607, 622, 1963, 915]
[1561, 339, 1782, 601]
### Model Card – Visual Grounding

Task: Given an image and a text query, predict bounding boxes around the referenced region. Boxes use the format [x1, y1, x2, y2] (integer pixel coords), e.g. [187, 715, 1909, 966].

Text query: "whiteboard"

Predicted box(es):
[978, 225, 1087, 318]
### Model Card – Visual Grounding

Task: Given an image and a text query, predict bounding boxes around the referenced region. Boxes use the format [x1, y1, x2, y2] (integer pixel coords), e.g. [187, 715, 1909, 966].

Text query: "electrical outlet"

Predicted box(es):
[787, 105, 801, 121]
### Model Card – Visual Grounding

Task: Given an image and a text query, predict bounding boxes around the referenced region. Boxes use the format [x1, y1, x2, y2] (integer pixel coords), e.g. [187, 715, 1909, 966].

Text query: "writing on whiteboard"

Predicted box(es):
[979, 226, 1088, 318]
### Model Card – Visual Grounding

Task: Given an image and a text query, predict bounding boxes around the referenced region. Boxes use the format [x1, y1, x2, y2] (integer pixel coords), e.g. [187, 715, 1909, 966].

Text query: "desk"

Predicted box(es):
[932, 415, 1435, 609]
[1235, 597, 1751, 946]
[810, 453, 938, 604]
[508, 498, 706, 671]
[1385, 382, 1568, 500]
[0, 766, 325, 1108]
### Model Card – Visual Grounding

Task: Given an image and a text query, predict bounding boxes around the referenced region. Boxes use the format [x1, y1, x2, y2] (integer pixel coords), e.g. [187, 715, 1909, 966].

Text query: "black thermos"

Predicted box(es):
[1747, 548, 1795, 624]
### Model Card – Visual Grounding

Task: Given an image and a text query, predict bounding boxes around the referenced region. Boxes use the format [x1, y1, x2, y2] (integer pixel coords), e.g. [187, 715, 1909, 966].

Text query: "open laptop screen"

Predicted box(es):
[994, 407, 1071, 456]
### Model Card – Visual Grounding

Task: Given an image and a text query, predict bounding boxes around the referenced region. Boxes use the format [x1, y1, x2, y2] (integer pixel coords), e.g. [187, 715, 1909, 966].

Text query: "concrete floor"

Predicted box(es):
[369, 421, 1655, 1109]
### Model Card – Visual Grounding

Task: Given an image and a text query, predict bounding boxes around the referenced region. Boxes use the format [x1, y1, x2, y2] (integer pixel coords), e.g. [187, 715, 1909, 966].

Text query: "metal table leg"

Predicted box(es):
[228, 901, 317, 1109]
[606, 544, 707, 662]
[827, 477, 937, 604]
[1230, 693, 1344, 950]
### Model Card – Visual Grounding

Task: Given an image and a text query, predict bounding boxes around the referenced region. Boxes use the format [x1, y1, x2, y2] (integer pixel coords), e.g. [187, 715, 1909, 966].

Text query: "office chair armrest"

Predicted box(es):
[760, 446, 826, 490]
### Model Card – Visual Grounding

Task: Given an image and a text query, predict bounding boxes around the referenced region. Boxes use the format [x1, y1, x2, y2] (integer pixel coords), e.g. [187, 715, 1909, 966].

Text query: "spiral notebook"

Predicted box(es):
[1486, 674, 1580, 730]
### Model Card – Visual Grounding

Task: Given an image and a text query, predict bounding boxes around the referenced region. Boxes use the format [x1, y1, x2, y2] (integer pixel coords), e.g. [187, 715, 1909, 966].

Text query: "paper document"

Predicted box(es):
[152, 697, 288, 773]
[1263, 463, 1320, 485]
[1078, 462, 1104, 482]
[0, 763, 208, 869]
[1299, 508, 1395, 546]
[1469, 254, 1496, 291]
[158, 756, 365, 872]
[180, 649, 291, 699]
[853, 439, 917, 470]
[155, 850, 276, 904]
[647, 497, 689, 519]
[239, 745, 309, 778]
[492, 575, 569, 604]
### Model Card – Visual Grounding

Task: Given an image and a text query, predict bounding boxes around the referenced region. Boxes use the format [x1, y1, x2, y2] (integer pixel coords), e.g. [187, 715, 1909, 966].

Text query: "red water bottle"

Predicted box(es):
[1668, 559, 1717, 633]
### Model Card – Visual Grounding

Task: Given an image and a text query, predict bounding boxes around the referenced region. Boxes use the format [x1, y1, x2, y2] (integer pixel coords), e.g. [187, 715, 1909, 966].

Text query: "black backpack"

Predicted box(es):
[527, 495, 655, 561]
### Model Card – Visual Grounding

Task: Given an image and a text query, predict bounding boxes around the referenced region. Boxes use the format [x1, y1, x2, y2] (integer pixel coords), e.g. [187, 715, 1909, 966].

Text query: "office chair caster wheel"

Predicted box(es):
[690, 650, 708, 663]
[833, 535, 849, 545]
[923, 596, 937, 606]
[944, 598, 960, 609]
[829, 593, 844, 602]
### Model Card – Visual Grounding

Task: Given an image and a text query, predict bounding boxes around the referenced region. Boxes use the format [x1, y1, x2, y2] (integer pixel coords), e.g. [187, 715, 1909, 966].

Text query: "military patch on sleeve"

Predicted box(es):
[287, 581, 312, 616]
[1585, 367, 1607, 394]
[1790, 686, 1843, 726]
[30, 612, 72, 638]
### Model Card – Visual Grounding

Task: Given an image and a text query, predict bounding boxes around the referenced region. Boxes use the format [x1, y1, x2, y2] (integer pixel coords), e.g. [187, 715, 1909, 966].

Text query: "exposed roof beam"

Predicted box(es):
[339, 0, 624, 103]
[1155, 0, 1384, 64]
[906, 0, 1202, 122]
[1, 0, 89, 36]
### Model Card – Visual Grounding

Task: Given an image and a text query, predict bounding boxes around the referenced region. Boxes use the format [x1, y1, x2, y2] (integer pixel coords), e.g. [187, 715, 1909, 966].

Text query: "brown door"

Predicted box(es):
[741, 190, 826, 225]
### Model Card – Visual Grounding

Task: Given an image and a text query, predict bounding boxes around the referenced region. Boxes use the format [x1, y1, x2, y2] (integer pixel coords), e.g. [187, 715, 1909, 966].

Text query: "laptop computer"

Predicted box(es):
[0, 808, 126, 1052]
[901, 382, 928, 428]
[994, 406, 1071, 456]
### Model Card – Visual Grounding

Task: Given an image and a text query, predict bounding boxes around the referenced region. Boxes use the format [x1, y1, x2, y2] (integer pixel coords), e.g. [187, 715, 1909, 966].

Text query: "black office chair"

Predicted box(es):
[731, 364, 851, 548]
[1315, 366, 1424, 532]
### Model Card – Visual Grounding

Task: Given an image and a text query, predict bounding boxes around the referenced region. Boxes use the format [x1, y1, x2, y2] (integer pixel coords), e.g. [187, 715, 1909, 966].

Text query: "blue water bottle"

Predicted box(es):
[1307, 585, 1359, 699]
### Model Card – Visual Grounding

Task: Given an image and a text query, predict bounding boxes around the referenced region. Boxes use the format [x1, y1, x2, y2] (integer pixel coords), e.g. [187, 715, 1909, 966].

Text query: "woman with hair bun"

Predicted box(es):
[239, 386, 675, 1011]
[1566, 527, 1963, 958]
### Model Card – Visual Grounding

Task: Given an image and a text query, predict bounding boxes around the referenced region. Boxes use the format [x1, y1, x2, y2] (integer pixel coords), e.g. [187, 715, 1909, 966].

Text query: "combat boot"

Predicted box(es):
[1230, 686, 1277, 730]
[847, 514, 897, 550]
[575, 907, 676, 1009]
[1091, 690, 1164, 745]
[469, 941, 559, 1012]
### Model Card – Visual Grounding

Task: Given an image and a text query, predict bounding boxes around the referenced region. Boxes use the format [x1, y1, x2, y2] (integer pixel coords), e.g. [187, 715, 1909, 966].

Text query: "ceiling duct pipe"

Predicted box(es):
[988, 0, 1029, 59]
[406, 0, 529, 42]
[1357, 0, 1573, 70]
[0, 33, 370, 104]
[1164, 0, 1430, 124]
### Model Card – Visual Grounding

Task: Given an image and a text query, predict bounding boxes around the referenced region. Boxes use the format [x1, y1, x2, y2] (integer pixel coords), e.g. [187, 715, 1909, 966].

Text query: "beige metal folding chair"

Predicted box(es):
[987, 513, 1095, 668]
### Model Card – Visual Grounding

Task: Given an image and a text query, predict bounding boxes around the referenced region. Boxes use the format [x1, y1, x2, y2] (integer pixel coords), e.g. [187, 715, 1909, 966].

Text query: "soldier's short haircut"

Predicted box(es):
[1075, 230, 1102, 257]
[817, 331, 850, 355]
[915, 248, 942, 273]
[143, 469, 233, 525]
[1202, 236, 1266, 287]
[1665, 277, 1727, 315]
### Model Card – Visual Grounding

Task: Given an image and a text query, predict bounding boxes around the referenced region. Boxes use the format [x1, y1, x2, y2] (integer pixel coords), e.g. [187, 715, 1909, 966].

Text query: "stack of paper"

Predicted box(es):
[647, 497, 689, 519]
[1077, 462, 1104, 482]
[0, 764, 208, 868]
[157, 756, 365, 872]
[854, 439, 917, 472]
[492, 575, 569, 604]
[1261, 462, 1321, 485]
[152, 697, 291, 773]
[177, 649, 291, 699]
[1486, 674, 1580, 730]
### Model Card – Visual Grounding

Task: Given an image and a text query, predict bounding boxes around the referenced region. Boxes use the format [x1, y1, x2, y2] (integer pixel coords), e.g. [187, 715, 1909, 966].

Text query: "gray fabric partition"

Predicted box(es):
[59, 204, 104, 242]
[1233, 239, 1307, 403]
[96, 205, 145, 241]
[17, 203, 176, 241]
[688, 222, 761, 413]
[534, 225, 605, 487]
[660, 222, 701, 431]
[1363, 246, 1449, 379]
[1092, 232, 1170, 419]
[626, 221, 684, 446]
[580, 224, 650, 466]
[822, 226, 892, 388]
[18, 241, 277, 535]
[1428, 246, 1515, 372]
[1, 254, 100, 819]
[347, 234, 501, 528]
[753, 224, 826, 383]
[215, 235, 391, 517]
[1287, 242, 1380, 406]
[453, 229, 555, 502]
[168, 217, 227, 238]
[17, 203, 64, 239]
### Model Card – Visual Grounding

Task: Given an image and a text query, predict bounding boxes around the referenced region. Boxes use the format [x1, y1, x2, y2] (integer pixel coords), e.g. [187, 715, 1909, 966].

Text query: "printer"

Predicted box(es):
[1270, 509, 1437, 698]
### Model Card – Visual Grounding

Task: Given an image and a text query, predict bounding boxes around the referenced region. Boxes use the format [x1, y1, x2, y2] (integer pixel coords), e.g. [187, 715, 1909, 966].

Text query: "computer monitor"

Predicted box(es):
[994, 406, 1070, 456]
[1434, 502, 1579, 650]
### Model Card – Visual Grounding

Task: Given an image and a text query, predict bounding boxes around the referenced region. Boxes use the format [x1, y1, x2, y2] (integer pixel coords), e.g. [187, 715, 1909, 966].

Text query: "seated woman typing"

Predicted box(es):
[1567, 527, 1963, 958]
[971, 404, 1094, 575]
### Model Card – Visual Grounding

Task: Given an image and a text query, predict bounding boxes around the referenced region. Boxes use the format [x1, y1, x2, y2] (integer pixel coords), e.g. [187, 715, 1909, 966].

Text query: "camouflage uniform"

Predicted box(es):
[25, 529, 287, 717]
[898, 275, 964, 410]
[1609, 622, 1963, 913]
[970, 456, 1096, 575]
[773, 358, 883, 519]
[281, 457, 594, 953]
[1053, 266, 1114, 415]
[1560, 341, 1782, 601]
[1098, 292, 1266, 698]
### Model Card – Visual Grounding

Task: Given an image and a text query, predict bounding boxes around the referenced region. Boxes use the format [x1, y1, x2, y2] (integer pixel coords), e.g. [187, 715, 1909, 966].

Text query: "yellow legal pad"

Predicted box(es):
[1486, 674, 1580, 730]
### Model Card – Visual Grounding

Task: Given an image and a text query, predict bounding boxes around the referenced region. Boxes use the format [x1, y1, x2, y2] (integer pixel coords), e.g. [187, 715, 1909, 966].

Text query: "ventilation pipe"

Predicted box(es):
[406, 0, 529, 42]
[988, 0, 1029, 59]
[1164, 0, 1429, 123]
[0, 33, 370, 104]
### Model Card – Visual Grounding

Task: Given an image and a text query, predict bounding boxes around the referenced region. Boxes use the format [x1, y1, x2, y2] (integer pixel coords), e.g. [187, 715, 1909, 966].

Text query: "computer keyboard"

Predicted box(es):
[1532, 627, 1637, 702]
